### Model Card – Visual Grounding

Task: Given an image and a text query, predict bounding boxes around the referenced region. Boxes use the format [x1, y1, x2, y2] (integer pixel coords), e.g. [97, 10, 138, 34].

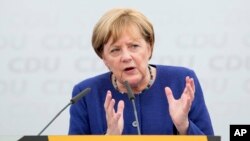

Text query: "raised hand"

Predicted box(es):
[165, 76, 195, 134]
[104, 90, 125, 135]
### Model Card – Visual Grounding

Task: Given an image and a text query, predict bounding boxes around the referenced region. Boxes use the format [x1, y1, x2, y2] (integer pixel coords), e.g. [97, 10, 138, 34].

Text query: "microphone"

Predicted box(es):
[124, 81, 141, 135]
[37, 87, 91, 135]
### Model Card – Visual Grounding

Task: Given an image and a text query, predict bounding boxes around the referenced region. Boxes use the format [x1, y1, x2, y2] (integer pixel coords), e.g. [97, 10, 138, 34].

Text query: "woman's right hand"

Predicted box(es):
[104, 90, 125, 135]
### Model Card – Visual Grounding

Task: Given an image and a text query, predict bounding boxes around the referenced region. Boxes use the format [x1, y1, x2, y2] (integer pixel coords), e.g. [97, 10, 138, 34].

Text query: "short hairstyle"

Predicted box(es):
[92, 8, 155, 59]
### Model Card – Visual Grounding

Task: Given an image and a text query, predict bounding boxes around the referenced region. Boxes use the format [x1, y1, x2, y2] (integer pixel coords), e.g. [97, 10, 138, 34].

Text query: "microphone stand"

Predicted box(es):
[38, 103, 71, 136]
[37, 87, 91, 136]
[124, 81, 141, 135]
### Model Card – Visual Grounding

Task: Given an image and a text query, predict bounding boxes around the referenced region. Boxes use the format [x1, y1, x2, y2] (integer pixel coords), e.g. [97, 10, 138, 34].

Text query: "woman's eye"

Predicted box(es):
[110, 48, 119, 53]
[130, 44, 140, 51]
[132, 44, 139, 48]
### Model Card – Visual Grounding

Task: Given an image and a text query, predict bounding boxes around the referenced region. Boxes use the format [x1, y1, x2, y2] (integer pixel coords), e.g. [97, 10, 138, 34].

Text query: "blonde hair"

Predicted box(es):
[92, 8, 155, 59]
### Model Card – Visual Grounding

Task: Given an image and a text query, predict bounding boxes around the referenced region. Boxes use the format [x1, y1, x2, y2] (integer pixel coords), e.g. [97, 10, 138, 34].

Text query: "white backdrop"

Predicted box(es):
[0, 0, 250, 141]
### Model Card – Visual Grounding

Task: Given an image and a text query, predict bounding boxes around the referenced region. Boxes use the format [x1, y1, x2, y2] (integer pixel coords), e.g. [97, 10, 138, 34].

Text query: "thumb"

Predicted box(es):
[165, 87, 175, 104]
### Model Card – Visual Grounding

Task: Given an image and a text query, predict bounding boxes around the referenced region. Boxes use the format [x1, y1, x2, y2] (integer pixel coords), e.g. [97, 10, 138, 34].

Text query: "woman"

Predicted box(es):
[69, 8, 214, 135]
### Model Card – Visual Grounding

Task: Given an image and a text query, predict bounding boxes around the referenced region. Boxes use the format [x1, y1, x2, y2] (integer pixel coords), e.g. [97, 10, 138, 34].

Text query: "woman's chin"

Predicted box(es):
[126, 79, 140, 87]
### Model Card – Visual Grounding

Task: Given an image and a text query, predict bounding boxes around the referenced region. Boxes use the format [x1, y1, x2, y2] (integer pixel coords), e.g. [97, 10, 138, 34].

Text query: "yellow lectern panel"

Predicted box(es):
[49, 135, 209, 141]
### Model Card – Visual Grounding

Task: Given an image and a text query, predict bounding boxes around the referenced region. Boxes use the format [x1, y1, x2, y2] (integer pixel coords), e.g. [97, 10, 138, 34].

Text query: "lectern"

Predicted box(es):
[18, 135, 221, 141]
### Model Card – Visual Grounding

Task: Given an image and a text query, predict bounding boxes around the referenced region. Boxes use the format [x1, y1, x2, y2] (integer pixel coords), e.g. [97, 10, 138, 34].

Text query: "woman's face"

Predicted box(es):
[102, 26, 152, 87]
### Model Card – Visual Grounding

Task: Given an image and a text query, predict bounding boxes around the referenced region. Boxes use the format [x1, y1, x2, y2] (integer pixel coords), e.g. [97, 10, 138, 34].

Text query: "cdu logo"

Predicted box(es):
[230, 125, 249, 141]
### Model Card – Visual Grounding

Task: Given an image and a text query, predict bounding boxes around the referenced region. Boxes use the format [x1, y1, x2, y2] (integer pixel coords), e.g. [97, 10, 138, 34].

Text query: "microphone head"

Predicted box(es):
[124, 81, 135, 100]
[70, 87, 91, 104]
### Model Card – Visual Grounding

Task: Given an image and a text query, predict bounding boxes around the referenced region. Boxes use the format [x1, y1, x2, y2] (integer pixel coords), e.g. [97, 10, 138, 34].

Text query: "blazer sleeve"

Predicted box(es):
[186, 70, 214, 135]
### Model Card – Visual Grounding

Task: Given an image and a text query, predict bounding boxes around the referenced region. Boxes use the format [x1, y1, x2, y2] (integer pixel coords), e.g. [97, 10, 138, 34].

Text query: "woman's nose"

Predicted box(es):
[121, 49, 132, 63]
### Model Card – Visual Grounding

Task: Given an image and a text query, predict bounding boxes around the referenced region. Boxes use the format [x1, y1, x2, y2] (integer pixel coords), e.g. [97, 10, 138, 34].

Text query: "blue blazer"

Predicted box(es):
[69, 65, 214, 135]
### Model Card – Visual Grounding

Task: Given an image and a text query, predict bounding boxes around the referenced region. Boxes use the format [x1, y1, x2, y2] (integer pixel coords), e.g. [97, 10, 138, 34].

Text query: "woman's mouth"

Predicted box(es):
[124, 67, 136, 74]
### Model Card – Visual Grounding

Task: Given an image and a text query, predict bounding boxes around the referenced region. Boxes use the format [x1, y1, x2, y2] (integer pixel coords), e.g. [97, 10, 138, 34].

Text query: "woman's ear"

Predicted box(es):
[148, 44, 153, 60]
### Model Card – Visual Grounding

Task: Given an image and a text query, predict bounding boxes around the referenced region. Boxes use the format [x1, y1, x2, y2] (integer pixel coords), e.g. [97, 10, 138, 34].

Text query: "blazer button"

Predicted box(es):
[132, 121, 138, 127]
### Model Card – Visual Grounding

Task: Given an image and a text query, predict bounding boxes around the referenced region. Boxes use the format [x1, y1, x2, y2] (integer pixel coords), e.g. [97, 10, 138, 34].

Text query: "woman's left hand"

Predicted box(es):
[165, 76, 195, 134]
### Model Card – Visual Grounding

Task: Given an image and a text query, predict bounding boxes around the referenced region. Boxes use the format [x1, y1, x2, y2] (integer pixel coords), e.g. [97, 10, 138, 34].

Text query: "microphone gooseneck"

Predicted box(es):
[37, 87, 91, 136]
[124, 81, 141, 135]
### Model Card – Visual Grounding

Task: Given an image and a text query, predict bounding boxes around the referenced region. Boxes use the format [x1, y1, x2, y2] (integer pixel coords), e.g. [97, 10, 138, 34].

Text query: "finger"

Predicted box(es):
[111, 106, 122, 127]
[186, 76, 195, 91]
[165, 87, 175, 104]
[186, 77, 195, 101]
[183, 85, 188, 95]
[104, 90, 112, 110]
[183, 76, 191, 96]
[183, 83, 194, 112]
[182, 83, 191, 100]
[183, 97, 192, 113]
[187, 82, 195, 101]
[112, 103, 123, 124]
[117, 100, 125, 116]
[107, 99, 115, 117]
[190, 78, 195, 93]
